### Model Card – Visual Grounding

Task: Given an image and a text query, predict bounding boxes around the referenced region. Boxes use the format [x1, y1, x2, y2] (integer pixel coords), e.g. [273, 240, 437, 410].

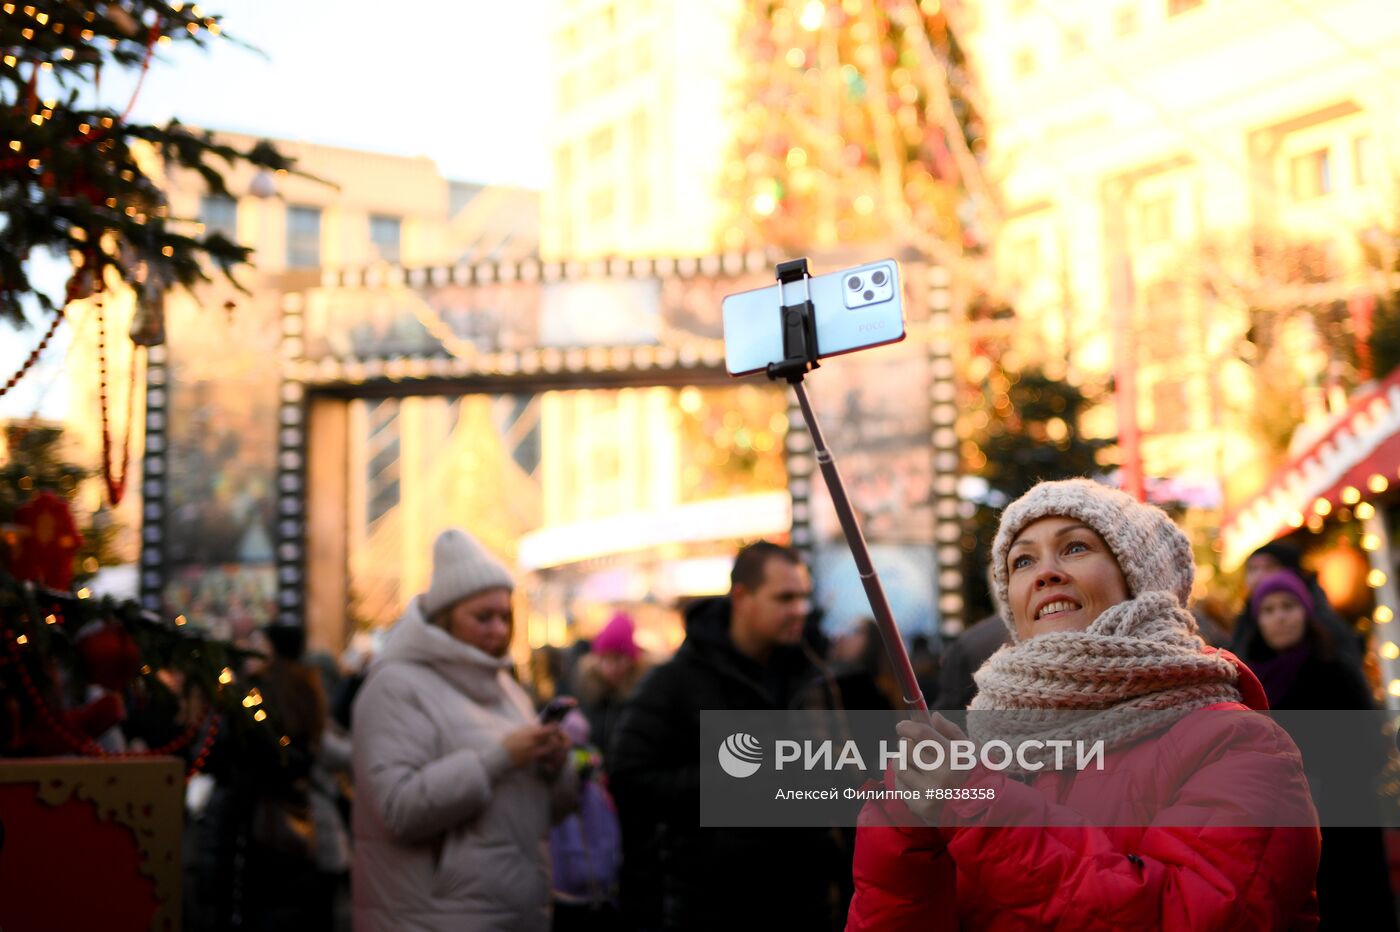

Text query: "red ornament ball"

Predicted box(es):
[77, 621, 142, 692]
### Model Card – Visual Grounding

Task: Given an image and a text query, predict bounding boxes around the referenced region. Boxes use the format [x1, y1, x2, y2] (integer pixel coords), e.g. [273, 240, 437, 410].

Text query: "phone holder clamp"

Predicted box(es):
[765, 257, 821, 384]
[759, 256, 930, 720]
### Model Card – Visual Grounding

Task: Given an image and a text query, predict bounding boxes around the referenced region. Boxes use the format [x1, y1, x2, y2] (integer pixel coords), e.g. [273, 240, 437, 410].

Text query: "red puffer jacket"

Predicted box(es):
[847, 651, 1321, 931]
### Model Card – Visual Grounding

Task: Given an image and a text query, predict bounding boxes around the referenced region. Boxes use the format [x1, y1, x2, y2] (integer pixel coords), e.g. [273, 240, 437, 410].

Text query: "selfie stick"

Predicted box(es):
[765, 258, 931, 721]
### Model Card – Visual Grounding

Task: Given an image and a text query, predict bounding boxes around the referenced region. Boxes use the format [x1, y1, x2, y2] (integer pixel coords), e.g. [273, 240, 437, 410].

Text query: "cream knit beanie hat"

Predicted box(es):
[422, 528, 515, 619]
[990, 478, 1194, 638]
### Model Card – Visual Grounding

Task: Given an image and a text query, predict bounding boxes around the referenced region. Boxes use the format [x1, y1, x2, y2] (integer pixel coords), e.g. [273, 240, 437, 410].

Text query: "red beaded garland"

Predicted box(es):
[3, 621, 212, 778]
[95, 292, 135, 506]
[0, 306, 64, 398]
[187, 717, 219, 778]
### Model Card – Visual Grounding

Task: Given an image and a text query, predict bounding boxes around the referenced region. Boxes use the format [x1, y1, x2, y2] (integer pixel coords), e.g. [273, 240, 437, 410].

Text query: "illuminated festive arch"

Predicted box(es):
[137, 248, 964, 648]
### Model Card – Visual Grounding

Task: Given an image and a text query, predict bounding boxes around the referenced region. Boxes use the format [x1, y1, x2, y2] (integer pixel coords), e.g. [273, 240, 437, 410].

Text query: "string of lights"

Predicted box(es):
[0, 571, 288, 776]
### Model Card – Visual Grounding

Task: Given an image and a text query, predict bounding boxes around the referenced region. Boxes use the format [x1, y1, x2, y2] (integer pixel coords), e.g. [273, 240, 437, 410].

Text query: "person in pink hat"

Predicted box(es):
[575, 611, 649, 765]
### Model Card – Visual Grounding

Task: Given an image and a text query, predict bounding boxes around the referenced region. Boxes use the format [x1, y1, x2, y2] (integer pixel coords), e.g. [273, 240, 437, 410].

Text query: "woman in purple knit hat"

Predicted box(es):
[1239, 569, 1397, 931]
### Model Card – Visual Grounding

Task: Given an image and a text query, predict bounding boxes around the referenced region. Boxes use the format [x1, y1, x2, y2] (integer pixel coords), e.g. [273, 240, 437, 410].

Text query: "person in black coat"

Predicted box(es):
[829, 618, 898, 712]
[933, 613, 1010, 711]
[1239, 570, 1396, 932]
[609, 542, 846, 931]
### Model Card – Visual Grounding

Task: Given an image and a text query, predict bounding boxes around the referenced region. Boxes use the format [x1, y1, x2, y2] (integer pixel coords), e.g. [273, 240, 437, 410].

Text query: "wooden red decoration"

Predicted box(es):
[76, 621, 143, 693]
[11, 491, 82, 590]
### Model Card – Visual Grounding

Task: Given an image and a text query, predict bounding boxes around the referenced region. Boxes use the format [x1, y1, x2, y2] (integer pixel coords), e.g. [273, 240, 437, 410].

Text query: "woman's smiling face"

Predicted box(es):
[1006, 516, 1131, 640]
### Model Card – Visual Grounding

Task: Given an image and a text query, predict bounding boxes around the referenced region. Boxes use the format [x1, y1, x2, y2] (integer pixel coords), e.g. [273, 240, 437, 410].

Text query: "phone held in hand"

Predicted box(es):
[721, 259, 906, 377]
[539, 696, 578, 725]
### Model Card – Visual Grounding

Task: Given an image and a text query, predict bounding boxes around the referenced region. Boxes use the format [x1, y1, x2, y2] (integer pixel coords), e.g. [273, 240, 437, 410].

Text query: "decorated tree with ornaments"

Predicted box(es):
[0, 427, 281, 766]
[721, 0, 994, 265]
[0, 2, 299, 765]
[0, 560, 296, 782]
[0, 0, 294, 398]
[957, 358, 1115, 619]
[0, 421, 124, 591]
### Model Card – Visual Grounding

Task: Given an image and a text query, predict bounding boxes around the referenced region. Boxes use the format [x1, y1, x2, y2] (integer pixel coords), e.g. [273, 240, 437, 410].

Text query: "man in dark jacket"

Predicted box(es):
[609, 541, 845, 931]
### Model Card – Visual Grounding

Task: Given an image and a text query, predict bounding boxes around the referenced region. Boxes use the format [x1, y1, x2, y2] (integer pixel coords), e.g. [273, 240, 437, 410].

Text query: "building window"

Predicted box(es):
[1150, 377, 1190, 434]
[199, 194, 238, 242]
[631, 109, 649, 227]
[589, 126, 614, 162]
[1289, 148, 1332, 200]
[589, 186, 615, 223]
[366, 399, 400, 527]
[1136, 195, 1173, 245]
[1114, 6, 1139, 36]
[1140, 281, 1185, 363]
[596, 53, 617, 93]
[1014, 48, 1036, 77]
[554, 148, 574, 252]
[1167, 0, 1203, 16]
[286, 205, 322, 268]
[558, 24, 578, 56]
[370, 215, 401, 263]
[1354, 134, 1375, 186]
[556, 146, 573, 191]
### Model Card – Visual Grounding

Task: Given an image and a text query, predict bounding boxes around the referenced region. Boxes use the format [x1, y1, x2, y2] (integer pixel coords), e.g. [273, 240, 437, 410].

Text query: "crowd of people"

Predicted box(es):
[174, 477, 1398, 931]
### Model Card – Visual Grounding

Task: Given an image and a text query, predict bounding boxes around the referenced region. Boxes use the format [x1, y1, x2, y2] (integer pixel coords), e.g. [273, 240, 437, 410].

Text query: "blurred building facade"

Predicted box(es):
[961, 0, 1400, 507]
[60, 139, 543, 643]
[63, 132, 817, 656]
[543, 0, 744, 259]
[169, 136, 541, 271]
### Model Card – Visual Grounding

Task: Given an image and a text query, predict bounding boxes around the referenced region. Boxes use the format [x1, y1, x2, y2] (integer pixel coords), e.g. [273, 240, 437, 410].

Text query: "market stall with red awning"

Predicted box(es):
[1221, 366, 1400, 571]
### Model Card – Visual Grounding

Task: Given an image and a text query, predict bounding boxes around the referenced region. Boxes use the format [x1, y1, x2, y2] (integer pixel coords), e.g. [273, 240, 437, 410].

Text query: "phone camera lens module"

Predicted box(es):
[863, 289, 875, 301]
[871, 270, 887, 286]
[847, 276, 862, 291]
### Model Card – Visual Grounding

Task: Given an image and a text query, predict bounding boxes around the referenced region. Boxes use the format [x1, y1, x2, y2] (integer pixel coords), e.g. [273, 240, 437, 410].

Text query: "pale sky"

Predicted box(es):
[2, 1, 549, 420]
[121, 0, 551, 187]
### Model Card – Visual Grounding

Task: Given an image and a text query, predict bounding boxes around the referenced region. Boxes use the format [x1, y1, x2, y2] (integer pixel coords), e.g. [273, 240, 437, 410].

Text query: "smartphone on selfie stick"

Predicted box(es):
[722, 258, 931, 722]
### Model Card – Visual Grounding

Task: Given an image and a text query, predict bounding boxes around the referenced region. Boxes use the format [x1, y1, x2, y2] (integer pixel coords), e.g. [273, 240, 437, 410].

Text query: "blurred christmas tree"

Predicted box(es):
[0, 1, 296, 330]
[1, 421, 123, 586]
[1349, 215, 1394, 380]
[957, 362, 1115, 618]
[1371, 294, 1400, 381]
[1362, 225, 1400, 380]
[0, 422, 270, 763]
[675, 385, 789, 501]
[721, 0, 994, 262]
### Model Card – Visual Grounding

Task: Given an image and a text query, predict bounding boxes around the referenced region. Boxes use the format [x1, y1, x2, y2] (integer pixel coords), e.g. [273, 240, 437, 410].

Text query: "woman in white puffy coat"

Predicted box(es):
[351, 529, 576, 932]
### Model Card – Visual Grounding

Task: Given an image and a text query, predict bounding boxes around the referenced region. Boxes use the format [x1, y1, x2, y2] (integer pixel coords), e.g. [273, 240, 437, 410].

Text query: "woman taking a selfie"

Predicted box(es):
[352, 529, 576, 932]
[847, 479, 1321, 931]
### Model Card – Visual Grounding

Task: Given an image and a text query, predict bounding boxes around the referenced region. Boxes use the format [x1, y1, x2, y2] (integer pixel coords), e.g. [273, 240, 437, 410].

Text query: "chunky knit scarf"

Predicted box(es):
[968, 591, 1242, 771]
